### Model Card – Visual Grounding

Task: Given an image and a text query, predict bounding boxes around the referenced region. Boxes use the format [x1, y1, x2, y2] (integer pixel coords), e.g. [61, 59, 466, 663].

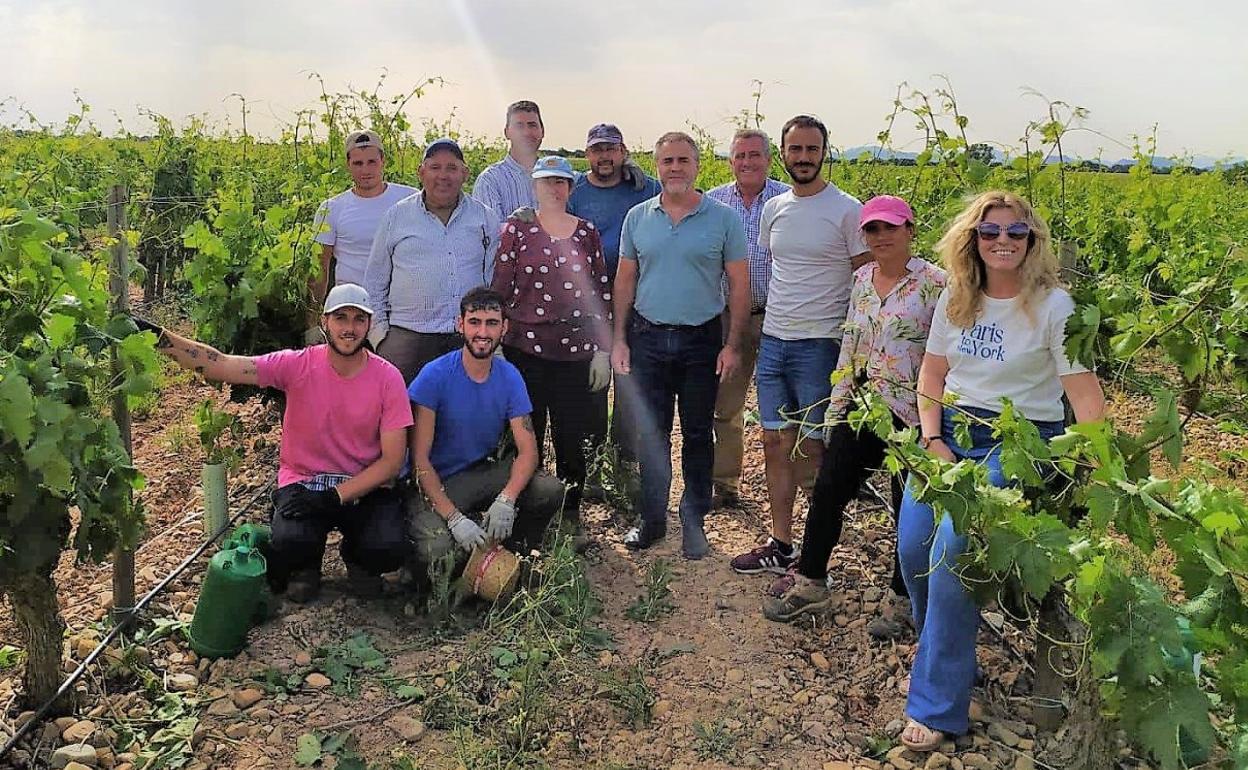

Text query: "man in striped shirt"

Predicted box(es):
[364, 138, 502, 386]
[472, 100, 543, 217]
[706, 129, 790, 509]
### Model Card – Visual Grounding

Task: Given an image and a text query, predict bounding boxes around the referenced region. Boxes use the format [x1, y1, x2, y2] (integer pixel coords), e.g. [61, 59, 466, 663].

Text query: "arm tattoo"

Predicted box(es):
[156, 334, 173, 350]
[206, 350, 220, 361]
[518, 415, 535, 435]
[184, 346, 200, 360]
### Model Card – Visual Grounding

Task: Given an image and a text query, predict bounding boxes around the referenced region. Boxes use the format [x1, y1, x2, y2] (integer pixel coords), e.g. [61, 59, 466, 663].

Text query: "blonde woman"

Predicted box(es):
[897, 191, 1105, 751]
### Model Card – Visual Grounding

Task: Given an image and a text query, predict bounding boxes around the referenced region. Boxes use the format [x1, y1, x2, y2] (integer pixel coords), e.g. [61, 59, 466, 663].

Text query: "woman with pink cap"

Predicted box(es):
[763, 194, 946, 626]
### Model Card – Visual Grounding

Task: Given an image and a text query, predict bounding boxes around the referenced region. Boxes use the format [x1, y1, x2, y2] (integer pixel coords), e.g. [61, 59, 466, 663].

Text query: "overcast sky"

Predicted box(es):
[2, 0, 1245, 160]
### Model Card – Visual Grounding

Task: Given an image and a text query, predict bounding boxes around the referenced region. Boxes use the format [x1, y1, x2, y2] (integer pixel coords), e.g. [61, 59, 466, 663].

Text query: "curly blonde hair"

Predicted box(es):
[934, 190, 1061, 328]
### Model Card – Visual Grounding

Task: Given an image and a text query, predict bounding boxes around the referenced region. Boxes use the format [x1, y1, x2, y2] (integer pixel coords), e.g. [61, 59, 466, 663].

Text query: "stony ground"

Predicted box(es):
[2, 370, 1244, 770]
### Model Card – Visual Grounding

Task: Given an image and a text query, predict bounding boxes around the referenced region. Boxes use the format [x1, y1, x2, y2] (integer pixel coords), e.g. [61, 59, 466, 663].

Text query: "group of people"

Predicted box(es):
[144, 99, 1105, 752]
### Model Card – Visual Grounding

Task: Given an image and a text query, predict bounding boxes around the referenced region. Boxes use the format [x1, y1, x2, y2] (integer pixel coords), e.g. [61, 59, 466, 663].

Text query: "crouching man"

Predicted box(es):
[407, 286, 565, 576]
[140, 283, 413, 602]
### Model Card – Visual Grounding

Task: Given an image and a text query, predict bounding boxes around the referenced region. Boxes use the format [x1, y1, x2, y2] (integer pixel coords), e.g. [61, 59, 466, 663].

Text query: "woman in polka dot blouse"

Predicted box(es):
[490, 156, 613, 516]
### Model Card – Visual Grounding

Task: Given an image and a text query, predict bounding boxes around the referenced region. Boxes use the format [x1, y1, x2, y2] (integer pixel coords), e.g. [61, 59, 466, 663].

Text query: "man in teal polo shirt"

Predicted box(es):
[611, 130, 749, 559]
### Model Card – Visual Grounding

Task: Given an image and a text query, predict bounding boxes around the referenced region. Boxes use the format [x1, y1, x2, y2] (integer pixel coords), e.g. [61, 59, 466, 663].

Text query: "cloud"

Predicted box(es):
[0, 0, 1243, 157]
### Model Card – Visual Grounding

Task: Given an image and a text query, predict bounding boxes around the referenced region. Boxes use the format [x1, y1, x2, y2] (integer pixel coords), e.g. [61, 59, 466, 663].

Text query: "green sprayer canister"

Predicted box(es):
[188, 545, 267, 658]
[224, 523, 272, 554]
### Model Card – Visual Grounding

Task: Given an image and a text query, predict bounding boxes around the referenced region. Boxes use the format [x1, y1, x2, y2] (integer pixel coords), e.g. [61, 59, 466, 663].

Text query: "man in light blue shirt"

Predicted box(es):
[567, 123, 661, 474]
[364, 138, 501, 385]
[472, 100, 543, 217]
[612, 131, 749, 559]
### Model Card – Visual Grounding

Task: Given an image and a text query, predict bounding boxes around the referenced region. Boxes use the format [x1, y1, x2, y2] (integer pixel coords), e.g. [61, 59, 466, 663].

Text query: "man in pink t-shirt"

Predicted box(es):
[140, 284, 413, 602]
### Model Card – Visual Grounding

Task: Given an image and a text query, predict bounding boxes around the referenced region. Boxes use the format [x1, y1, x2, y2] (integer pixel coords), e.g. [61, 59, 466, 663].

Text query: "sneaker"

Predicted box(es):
[623, 521, 666, 551]
[346, 563, 383, 599]
[762, 579, 832, 622]
[767, 567, 798, 598]
[285, 569, 322, 604]
[730, 538, 796, 575]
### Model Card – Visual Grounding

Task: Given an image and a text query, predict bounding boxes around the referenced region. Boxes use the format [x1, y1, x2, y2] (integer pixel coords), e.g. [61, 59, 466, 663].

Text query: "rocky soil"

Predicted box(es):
[2, 374, 1242, 770]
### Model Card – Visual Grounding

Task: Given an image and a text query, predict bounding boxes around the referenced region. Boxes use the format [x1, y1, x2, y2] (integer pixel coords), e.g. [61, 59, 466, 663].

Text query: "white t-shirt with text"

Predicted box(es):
[926, 286, 1087, 422]
[759, 183, 867, 340]
[313, 183, 418, 287]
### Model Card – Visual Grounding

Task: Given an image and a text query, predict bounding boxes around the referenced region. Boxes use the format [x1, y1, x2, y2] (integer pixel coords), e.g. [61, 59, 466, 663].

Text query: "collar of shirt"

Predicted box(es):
[419, 189, 467, 223]
[651, 191, 711, 221]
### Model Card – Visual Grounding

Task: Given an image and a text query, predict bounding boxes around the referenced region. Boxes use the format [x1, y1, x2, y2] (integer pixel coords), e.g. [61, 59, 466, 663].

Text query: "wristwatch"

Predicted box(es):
[919, 435, 943, 450]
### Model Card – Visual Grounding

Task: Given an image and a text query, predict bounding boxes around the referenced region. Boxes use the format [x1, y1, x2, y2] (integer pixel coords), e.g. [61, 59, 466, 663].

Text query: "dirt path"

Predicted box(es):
[6, 381, 1243, 769]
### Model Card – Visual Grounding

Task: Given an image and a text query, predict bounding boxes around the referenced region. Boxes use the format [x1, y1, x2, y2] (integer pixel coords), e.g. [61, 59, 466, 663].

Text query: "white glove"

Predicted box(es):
[447, 511, 486, 552]
[483, 494, 516, 541]
[303, 326, 325, 346]
[622, 159, 649, 192]
[367, 322, 389, 350]
[588, 350, 612, 392]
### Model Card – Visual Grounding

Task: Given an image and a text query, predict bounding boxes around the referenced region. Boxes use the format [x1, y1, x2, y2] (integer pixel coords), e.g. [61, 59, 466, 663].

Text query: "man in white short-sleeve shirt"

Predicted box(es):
[730, 115, 871, 578]
[308, 130, 417, 341]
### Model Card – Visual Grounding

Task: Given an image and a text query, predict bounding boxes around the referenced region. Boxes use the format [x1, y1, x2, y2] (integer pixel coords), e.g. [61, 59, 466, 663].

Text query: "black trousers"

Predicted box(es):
[268, 484, 407, 583]
[798, 418, 908, 596]
[504, 346, 607, 512]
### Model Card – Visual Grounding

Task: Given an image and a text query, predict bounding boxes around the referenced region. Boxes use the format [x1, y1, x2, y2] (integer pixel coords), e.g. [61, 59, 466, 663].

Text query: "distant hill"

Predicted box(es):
[831, 144, 1245, 172]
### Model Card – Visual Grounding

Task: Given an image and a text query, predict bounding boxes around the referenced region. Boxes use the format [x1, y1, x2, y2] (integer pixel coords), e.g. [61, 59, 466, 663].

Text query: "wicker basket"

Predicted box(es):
[462, 544, 520, 601]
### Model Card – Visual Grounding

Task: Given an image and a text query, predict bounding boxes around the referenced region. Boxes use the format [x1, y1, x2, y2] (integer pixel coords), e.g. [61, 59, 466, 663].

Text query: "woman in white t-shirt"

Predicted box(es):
[897, 191, 1105, 751]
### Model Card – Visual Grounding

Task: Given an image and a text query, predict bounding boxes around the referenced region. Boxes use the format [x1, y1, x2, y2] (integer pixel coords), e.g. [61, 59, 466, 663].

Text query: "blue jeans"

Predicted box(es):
[626, 314, 721, 526]
[898, 406, 1064, 734]
[755, 334, 840, 440]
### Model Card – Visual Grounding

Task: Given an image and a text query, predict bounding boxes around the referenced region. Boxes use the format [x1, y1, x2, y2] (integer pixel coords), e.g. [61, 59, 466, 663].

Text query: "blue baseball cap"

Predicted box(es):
[531, 155, 575, 180]
[586, 123, 624, 147]
[423, 137, 464, 161]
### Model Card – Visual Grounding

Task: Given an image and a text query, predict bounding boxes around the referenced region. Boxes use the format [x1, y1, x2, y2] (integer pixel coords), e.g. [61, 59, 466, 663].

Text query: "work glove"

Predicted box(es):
[298, 487, 341, 519]
[303, 326, 325, 346]
[509, 206, 537, 224]
[483, 493, 517, 541]
[447, 510, 487, 552]
[622, 159, 649, 192]
[588, 350, 612, 392]
[131, 315, 165, 337]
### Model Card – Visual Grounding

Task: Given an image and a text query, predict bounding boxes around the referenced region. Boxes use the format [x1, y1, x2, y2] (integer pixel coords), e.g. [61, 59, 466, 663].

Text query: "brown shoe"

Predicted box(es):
[285, 569, 322, 604]
[712, 487, 741, 510]
[346, 563, 383, 599]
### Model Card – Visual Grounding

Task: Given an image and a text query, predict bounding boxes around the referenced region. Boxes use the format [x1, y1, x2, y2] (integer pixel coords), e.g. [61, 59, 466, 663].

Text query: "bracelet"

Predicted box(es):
[920, 436, 943, 449]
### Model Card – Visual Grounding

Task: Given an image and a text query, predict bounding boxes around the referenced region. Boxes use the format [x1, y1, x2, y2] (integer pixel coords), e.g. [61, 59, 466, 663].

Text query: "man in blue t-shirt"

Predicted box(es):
[567, 123, 660, 473]
[407, 286, 565, 573]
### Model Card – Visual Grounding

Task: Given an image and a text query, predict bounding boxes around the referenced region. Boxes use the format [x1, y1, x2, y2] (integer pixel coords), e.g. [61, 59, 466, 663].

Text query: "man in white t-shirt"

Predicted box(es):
[730, 115, 871, 577]
[307, 130, 417, 342]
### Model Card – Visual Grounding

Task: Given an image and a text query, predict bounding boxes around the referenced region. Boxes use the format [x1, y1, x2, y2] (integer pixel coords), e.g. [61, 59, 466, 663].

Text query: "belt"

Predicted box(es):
[750, 307, 766, 316]
[634, 313, 718, 332]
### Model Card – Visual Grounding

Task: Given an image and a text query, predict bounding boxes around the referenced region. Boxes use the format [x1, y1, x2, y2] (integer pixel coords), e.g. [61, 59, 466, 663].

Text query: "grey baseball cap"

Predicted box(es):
[323, 283, 373, 315]
[586, 123, 624, 147]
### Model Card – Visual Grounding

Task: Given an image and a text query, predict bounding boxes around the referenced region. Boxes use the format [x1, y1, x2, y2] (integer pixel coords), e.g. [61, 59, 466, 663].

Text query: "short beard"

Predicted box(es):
[785, 162, 822, 184]
[463, 335, 499, 360]
[591, 161, 618, 182]
[326, 333, 366, 358]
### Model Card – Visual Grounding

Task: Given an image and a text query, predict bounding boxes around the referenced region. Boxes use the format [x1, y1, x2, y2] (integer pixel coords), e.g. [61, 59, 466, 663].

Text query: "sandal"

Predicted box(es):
[899, 718, 945, 752]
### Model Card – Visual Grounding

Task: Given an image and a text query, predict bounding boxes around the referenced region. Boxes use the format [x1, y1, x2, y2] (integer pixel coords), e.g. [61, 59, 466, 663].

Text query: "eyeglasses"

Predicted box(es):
[976, 221, 1031, 241]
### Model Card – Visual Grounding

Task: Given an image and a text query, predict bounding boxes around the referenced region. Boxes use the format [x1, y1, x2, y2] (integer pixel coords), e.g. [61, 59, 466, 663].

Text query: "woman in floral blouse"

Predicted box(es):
[490, 156, 613, 516]
[763, 195, 946, 626]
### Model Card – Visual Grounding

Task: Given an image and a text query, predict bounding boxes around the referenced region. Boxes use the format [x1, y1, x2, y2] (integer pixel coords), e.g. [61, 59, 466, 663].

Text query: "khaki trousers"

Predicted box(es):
[711, 311, 765, 494]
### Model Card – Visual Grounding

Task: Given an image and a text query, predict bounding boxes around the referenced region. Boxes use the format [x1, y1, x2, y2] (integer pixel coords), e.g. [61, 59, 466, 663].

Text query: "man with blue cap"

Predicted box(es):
[364, 137, 502, 385]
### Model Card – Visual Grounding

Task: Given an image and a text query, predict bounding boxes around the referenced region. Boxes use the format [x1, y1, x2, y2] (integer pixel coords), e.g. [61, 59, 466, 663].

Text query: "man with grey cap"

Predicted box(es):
[567, 123, 660, 472]
[136, 283, 413, 603]
[308, 130, 417, 342]
[364, 137, 503, 385]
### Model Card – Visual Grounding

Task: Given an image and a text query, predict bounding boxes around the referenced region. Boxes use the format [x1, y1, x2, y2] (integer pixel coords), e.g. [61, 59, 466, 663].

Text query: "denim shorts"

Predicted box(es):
[755, 334, 840, 438]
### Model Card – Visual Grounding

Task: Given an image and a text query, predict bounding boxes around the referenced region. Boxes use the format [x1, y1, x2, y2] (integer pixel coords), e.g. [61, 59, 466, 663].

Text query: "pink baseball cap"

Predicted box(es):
[860, 195, 914, 228]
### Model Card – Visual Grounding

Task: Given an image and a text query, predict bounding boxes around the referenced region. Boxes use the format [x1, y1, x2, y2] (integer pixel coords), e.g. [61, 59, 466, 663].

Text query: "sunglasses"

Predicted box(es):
[976, 221, 1031, 241]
